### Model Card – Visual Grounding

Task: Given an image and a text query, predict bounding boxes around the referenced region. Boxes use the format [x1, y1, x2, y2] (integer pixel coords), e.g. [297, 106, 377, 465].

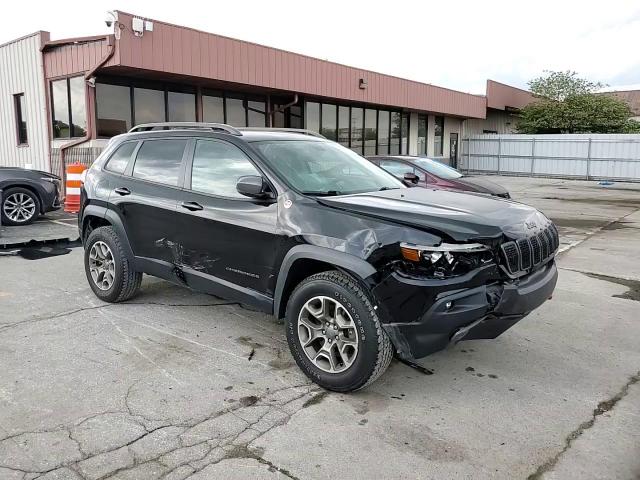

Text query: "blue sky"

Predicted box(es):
[3, 0, 639, 94]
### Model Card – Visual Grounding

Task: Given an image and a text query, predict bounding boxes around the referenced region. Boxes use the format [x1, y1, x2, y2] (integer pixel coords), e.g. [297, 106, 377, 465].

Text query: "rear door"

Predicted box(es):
[174, 138, 280, 304]
[109, 137, 188, 267]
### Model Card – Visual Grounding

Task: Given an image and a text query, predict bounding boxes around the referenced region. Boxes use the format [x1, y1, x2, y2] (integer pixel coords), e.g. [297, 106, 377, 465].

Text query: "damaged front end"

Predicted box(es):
[370, 227, 559, 361]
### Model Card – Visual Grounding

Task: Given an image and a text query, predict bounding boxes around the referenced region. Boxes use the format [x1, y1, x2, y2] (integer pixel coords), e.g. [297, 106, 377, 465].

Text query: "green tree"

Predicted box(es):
[517, 70, 639, 134]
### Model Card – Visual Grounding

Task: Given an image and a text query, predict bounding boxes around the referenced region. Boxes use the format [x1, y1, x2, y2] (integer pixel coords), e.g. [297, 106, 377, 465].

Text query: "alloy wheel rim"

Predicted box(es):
[297, 295, 359, 373]
[3, 193, 36, 223]
[89, 241, 116, 291]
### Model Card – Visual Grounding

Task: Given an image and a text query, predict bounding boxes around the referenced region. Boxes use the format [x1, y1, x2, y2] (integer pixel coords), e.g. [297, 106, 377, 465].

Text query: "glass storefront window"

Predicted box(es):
[97, 83, 131, 137]
[247, 98, 266, 127]
[290, 105, 303, 129]
[401, 112, 409, 154]
[69, 76, 86, 137]
[202, 93, 224, 123]
[434, 116, 444, 156]
[51, 77, 86, 138]
[350, 107, 364, 154]
[364, 109, 377, 156]
[417, 114, 427, 155]
[305, 102, 320, 133]
[225, 96, 246, 127]
[377, 110, 390, 155]
[51, 79, 70, 139]
[390, 112, 401, 155]
[134, 88, 165, 125]
[168, 91, 196, 122]
[337, 106, 350, 147]
[321, 104, 337, 140]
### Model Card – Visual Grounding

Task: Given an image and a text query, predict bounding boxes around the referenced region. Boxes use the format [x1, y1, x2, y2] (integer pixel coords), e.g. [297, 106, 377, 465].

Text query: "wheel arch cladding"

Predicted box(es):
[81, 205, 134, 260]
[273, 244, 377, 319]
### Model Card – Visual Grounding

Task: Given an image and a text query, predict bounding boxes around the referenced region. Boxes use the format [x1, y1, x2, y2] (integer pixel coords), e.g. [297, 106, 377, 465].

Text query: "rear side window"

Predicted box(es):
[105, 142, 137, 174]
[190, 140, 260, 198]
[132, 139, 187, 186]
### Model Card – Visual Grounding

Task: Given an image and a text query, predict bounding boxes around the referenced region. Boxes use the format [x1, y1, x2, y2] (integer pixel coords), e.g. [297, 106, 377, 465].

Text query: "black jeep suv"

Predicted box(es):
[80, 122, 558, 392]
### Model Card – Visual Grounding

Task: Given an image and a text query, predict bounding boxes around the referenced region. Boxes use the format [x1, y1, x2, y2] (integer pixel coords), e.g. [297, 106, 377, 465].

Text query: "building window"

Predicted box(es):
[305, 102, 320, 133]
[247, 97, 266, 127]
[14, 94, 27, 145]
[390, 112, 401, 155]
[434, 115, 444, 156]
[225, 96, 246, 127]
[377, 111, 390, 155]
[202, 92, 224, 123]
[417, 114, 427, 155]
[401, 112, 410, 155]
[321, 104, 337, 140]
[51, 77, 86, 139]
[134, 88, 165, 125]
[350, 107, 364, 155]
[96, 83, 131, 137]
[168, 91, 196, 122]
[364, 109, 377, 156]
[337, 106, 350, 147]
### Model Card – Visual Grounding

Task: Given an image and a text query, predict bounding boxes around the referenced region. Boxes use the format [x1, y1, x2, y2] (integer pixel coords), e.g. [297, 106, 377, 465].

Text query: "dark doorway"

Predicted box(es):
[449, 133, 459, 168]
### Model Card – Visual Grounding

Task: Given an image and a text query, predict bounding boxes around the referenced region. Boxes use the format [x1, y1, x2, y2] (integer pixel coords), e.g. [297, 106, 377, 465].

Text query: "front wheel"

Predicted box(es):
[285, 270, 393, 392]
[1, 187, 40, 225]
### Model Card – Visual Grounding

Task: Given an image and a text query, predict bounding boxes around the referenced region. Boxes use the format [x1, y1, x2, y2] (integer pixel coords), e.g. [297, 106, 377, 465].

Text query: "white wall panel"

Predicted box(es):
[0, 33, 49, 172]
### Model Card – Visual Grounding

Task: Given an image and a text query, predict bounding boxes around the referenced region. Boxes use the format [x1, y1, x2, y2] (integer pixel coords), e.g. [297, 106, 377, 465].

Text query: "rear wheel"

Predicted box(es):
[285, 270, 393, 392]
[84, 226, 142, 303]
[1, 187, 40, 226]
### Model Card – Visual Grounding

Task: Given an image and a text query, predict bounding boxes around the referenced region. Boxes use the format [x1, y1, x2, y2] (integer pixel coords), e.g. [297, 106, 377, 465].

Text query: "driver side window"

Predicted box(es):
[190, 140, 260, 198]
[379, 159, 416, 178]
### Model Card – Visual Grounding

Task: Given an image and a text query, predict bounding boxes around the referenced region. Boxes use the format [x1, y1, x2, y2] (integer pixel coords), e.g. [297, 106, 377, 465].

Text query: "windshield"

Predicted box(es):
[253, 140, 405, 195]
[413, 158, 463, 179]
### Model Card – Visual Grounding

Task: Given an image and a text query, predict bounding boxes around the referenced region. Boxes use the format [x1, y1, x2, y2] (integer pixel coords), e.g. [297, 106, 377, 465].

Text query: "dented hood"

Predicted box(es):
[317, 188, 549, 242]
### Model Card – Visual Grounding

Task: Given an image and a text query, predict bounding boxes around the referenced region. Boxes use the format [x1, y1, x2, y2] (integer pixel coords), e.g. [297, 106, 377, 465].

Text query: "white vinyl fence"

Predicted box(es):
[460, 134, 640, 181]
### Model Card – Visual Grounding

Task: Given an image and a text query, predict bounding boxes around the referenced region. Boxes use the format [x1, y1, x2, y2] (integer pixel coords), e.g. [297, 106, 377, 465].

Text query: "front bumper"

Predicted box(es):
[375, 261, 558, 360]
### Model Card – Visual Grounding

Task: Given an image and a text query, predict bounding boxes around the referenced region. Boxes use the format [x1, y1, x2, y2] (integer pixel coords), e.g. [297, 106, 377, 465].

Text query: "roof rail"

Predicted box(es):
[128, 122, 242, 135]
[239, 127, 326, 139]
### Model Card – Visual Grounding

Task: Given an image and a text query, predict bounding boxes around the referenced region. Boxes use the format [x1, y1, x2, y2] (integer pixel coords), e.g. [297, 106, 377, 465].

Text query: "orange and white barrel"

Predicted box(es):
[64, 163, 87, 213]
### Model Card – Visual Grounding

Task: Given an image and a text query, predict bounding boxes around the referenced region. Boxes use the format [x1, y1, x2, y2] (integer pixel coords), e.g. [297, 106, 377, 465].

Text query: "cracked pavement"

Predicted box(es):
[1, 176, 639, 479]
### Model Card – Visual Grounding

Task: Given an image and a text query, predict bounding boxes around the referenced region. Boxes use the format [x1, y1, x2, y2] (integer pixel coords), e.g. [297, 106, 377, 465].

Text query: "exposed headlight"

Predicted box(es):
[399, 242, 494, 278]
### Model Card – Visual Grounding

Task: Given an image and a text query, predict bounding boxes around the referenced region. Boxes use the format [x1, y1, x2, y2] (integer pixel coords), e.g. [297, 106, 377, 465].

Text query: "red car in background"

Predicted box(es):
[368, 155, 511, 199]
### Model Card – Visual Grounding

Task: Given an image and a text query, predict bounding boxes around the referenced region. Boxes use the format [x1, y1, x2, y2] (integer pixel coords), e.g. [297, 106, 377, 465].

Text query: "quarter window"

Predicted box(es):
[191, 140, 260, 198]
[105, 142, 137, 174]
[132, 139, 187, 186]
[14, 93, 27, 145]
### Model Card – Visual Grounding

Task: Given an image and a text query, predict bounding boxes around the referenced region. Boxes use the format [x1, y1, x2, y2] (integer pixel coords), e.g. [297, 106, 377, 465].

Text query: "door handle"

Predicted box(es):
[114, 187, 131, 196]
[181, 201, 204, 211]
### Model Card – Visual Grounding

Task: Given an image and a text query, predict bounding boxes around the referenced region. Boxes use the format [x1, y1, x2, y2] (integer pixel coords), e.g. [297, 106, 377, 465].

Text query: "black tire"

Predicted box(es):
[84, 226, 142, 303]
[285, 270, 393, 392]
[1, 187, 40, 226]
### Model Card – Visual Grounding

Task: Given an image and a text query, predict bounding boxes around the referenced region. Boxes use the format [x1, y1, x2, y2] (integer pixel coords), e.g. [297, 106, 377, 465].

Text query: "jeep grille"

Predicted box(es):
[500, 223, 559, 275]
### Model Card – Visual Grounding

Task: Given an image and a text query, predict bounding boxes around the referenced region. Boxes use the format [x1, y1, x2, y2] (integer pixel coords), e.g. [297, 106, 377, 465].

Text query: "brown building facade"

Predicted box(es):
[1, 11, 535, 175]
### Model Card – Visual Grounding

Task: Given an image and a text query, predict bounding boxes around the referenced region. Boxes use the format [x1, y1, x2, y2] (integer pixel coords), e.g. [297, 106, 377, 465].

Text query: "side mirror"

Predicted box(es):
[236, 175, 274, 199]
[403, 172, 420, 185]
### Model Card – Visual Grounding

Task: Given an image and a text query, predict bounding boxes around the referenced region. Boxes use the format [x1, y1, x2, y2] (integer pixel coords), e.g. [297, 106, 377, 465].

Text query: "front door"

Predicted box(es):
[175, 138, 280, 304]
[449, 133, 459, 168]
